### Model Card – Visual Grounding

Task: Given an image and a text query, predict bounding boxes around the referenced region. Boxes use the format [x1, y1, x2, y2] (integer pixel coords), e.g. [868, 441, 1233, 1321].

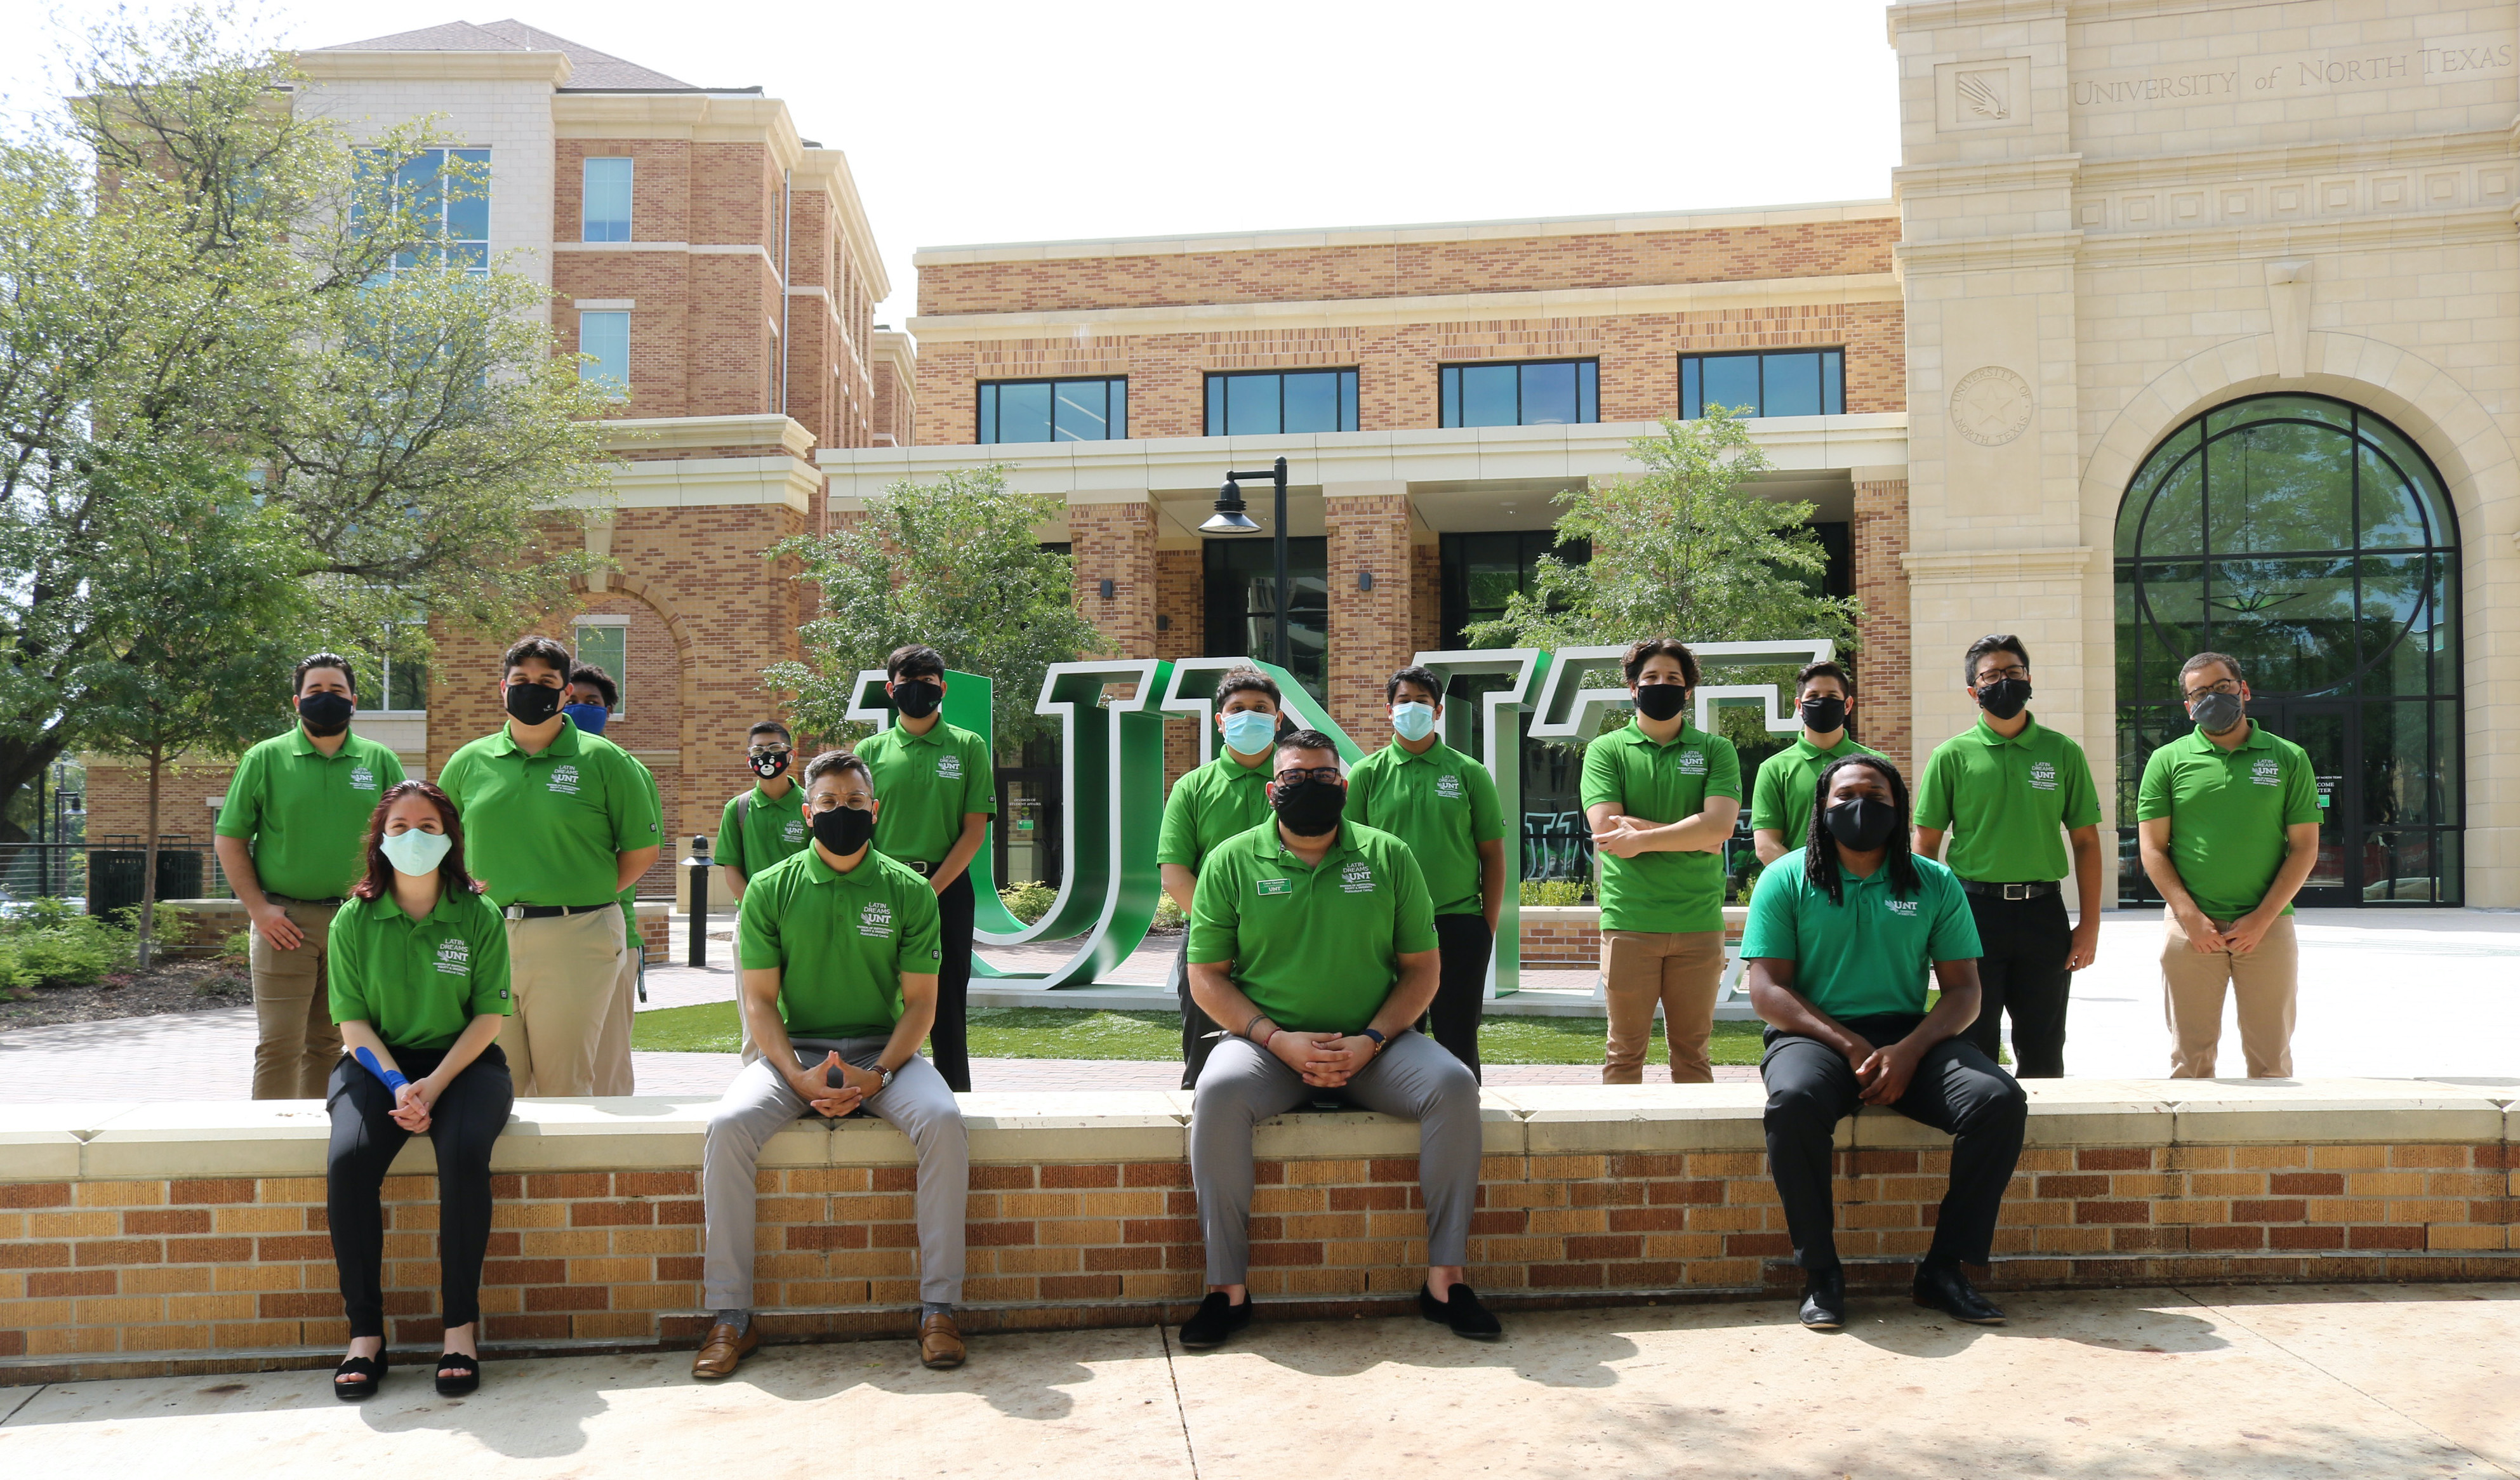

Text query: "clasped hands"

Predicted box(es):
[2176, 903, 2277, 956]
[389, 1078, 443, 1133]
[1840, 1033, 1925, 1107]
[1266, 1029, 1381, 1088]
[790, 1051, 885, 1118]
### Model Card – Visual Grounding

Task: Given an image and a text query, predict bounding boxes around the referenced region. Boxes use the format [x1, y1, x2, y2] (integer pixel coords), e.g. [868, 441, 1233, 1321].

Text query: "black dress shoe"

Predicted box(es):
[1419, 1282, 1502, 1339]
[1177, 1292, 1252, 1350]
[1913, 1260, 2006, 1325]
[1798, 1269, 1846, 1330]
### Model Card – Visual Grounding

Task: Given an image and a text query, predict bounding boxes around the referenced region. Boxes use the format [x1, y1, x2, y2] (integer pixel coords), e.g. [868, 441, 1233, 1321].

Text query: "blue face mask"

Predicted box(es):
[562, 702, 610, 735]
[1390, 702, 1437, 743]
[1220, 708, 1277, 758]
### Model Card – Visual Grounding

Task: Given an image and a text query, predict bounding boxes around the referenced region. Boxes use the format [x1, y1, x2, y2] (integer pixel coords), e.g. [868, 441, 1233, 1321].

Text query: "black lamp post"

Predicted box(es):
[1201, 456, 1290, 668]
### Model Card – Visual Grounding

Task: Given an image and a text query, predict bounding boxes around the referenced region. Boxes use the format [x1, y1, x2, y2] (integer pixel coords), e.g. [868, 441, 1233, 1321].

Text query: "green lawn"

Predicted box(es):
[631, 1001, 1769, 1066]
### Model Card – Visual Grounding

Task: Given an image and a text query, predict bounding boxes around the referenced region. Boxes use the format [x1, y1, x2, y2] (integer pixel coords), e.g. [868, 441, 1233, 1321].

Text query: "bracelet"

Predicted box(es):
[1245, 1015, 1273, 1043]
[1358, 1027, 1386, 1050]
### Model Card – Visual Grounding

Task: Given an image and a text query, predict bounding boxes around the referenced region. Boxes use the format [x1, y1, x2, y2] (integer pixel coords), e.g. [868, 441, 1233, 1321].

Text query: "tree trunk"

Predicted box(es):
[136, 751, 162, 969]
[0, 730, 70, 846]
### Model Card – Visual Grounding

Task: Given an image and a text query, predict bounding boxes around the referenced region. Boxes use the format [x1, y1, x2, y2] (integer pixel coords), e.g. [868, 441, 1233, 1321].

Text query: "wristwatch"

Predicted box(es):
[872, 1065, 897, 1095]
[1358, 1028, 1387, 1050]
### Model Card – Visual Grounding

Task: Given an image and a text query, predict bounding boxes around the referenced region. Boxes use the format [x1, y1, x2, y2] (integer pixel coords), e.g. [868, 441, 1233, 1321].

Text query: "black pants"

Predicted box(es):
[326, 1043, 514, 1339]
[930, 870, 976, 1092]
[1426, 914, 1493, 1081]
[1960, 890, 2072, 1078]
[1177, 933, 1224, 1090]
[1760, 1014, 2025, 1276]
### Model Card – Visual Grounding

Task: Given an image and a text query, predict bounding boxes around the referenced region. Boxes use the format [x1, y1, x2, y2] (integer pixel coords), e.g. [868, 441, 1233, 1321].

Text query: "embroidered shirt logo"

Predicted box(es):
[858, 901, 893, 939]
[1885, 899, 1919, 918]
[1256, 877, 1291, 897]
[2028, 760, 2057, 791]
[1341, 860, 1375, 894]
[348, 766, 378, 791]
[434, 937, 470, 975]
[782, 819, 805, 843]
[547, 763, 581, 796]
[937, 754, 963, 779]
[1436, 774, 1463, 800]
[2251, 757, 2282, 786]
[1678, 751, 1708, 776]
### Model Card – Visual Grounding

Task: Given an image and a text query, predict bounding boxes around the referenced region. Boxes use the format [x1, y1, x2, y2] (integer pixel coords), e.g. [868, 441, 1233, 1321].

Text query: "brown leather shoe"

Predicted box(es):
[691, 1320, 759, 1380]
[918, 1311, 966, 1370]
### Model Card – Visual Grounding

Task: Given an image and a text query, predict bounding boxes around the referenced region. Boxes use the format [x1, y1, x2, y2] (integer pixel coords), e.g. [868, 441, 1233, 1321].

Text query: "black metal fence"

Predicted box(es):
[0, 839, 231, 916]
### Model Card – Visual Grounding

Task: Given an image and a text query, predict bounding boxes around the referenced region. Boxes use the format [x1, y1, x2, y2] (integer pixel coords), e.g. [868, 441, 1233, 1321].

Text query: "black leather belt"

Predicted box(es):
[272, 894, 345, 908]
[506, 902, 617, 920]
[1959, 880, 2060, 900]
[901, 859, 938, 877]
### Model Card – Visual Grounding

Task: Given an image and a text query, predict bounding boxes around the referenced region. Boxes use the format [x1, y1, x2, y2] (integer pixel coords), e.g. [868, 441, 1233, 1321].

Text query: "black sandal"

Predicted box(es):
[434, 1351, 480, 1397]
[333, 1351, 387, 1401]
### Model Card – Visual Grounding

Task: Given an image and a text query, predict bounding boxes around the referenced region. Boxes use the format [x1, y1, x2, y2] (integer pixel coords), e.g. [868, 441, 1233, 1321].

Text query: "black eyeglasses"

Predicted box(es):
[1974, 665, 2030, 685]
[2182, 680, 2242, 702]
[1273, 767, 1343, 787]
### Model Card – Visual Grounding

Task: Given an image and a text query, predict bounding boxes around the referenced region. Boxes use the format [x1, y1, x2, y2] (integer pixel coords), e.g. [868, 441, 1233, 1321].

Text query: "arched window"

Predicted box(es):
[2115, 394, 2461, 906]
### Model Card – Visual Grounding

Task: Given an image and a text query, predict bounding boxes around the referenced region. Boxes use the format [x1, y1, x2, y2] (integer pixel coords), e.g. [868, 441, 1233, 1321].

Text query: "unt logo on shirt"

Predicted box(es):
[782, 819, 805, 842]
[937, 755, 963, 779]
[1678, 751, 1708, 775]
[2251, 757, 2281, 786]
[1340, 860, 1375, 894]
[349, 766, 378, 791]
[858, 901, 893, 939]
[1885, 899, 1918, 917]
[547, 763, 581, 796]
[1256, 877, 1291, 897]
[1436, 774, 1463, 799]
[2028, 760, 2057, 791]
[434, 937, 470, 975]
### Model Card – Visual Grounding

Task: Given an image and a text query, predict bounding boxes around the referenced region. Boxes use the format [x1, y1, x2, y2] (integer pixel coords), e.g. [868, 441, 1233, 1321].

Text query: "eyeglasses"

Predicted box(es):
[1974, 666, 2030, 684]
[1273, 767, 1343, 788]
[2182, 680, 2243, 702]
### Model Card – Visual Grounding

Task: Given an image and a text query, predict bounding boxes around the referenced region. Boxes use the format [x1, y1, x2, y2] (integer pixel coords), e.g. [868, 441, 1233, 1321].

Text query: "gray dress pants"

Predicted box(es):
[702, 1038, 967, 1308]
[1190, 1031, 1482, 1286]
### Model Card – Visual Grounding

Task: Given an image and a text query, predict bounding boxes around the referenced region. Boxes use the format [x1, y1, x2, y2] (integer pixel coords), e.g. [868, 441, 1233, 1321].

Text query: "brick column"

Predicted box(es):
[1156, 547, 1205, 786]
[1068, 496, 1159, 660]
[1852, 475, 1913, 774]
[1323, 484, 1416, 748]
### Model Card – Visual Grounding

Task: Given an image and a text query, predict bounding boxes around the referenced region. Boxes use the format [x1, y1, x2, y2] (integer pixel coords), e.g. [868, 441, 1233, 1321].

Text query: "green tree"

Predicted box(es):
[0, 9, 613, 841]
[766, 466, 1106, 751]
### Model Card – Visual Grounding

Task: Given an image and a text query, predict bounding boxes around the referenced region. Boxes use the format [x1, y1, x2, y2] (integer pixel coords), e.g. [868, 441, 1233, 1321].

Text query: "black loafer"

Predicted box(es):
[434, 1351, 480, 1396]
[333, 1352, 386, 1401]
[1798, 1269, 1847, 1331]
[1419, 1282, 1502, 1339]
[1177, 1292, 1252, 1350]
[1913, 1260, 2006, 1325]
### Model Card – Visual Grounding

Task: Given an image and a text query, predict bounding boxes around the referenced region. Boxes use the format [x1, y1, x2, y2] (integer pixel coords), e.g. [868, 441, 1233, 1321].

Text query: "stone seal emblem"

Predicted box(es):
[1950, 365, 2034, 447]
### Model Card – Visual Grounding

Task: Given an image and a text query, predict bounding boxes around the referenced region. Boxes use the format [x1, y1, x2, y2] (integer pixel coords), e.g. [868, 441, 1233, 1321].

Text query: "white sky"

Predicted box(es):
[2, 1, 1903, 326]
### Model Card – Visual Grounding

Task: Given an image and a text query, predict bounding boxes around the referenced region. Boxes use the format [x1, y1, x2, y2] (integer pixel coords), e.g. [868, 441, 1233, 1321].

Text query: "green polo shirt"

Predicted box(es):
[214, 727, 407, 901]
[737, 845, 944, 1040]
[1579, 721, 1742, 934]
[1741, 854, 1981, 1020]
[2135, 722, 2322, 922]
[1346, 740, 1504, 917]
[718, 783, 809, 880]
[858, 722, 995, 864]
[1749, 734, 1883, 842]
[1913, 716, 2100, 883]
[1187, 819, 1437, 1034]
[1157, 751, 1277, 871]
[325, 889, 512, 1050]
[437, 717, 662, 908]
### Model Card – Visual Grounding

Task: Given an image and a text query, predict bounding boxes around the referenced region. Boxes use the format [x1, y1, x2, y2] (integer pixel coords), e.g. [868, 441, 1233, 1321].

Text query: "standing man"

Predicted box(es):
[567, 663, 659, 1097]
[1744, 753, 2022, 1331]
[1157, 668, 1283, 1088]
[1751, 661, 1880, 865]
[1911, 635, 2104, 1078]
[1582, 638, 1742, 1084]
[694, 749, 968, 1378]
[1345, 666, 1506, 1079]
[438, 637, 660, 1097]
[1176, 729, 1496, 1351]
[855, 645, 994, 1093]
[718, 720, 808, 901]
[215, 654, 407, 1099]
[2136, 652, 2321, 1078]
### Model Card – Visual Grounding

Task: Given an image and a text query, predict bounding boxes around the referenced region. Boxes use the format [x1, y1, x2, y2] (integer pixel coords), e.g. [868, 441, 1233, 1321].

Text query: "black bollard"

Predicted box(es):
[684, 835, 712, 968]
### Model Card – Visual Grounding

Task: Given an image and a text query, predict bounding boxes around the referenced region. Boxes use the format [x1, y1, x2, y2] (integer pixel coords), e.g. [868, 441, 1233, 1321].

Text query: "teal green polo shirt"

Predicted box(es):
[326, 889, 511, 1050]
[1740, 854, 1981, 1019]
[437, 717, 661, 908]
[215, 727, 407, 900]
[2135, 722, 2322, 922]
[1750, 734, 1882, 842]
[1157, 751, 1277, 872]
[858, 722, 995, 864]
[1344, 739, 1505, 917]
[1579, 721, 1741, 933]
[718, 783, 809, 880]
[736, 845, 945, 1040]
[1186, 819, 1437, 1035]
[1913, 715, 2100, 883]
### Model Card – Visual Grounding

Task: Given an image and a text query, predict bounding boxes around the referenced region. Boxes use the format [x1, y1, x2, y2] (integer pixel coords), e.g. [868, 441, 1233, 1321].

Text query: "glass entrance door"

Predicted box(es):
[995, 767, 1060, 890]
[2258, 700, 2354, 906]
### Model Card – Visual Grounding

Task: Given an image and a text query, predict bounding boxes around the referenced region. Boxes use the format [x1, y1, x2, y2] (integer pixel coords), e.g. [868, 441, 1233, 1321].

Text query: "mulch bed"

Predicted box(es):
[0, 956, 253, 1029]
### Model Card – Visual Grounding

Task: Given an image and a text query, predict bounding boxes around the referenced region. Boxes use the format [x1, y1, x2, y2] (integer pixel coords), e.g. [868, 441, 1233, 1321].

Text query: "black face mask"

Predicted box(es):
[503, 682, 563, 725]
[1977, 678, 2033, 722]
[891, 680, 943, 720]
[1824, 797, 1899, 852]
[1271, 778, 1346, 838]
[297, 691, 354, 737]
[812, 805, 876, 856]
[1799, 695, 1847, 734]
[749, 751, 790, 780]
[1632, 684, 1689, 722]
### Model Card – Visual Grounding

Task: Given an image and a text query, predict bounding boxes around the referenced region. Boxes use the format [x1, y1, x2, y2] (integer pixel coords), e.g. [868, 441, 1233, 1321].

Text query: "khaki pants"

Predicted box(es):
[497, 906, 627, 1097]
[590, 925, 641, 1097]
[249, 897, 343, 1100]
[2160, 908, 2299, 1079]
[1601, 929, 1727, 1084]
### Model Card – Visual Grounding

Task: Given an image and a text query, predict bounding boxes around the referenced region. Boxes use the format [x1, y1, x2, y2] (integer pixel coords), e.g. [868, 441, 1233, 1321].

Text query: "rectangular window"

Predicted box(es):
[1203, 536, 1329, 703]
[578, 311, 630, 390]
[1203, 369, 1360, 435]
[977, 377, 1127, 444]
[357, 147, 492, 274]
[1438, 360, 1598, 428]
[581, 156, 632, 242]
[1680, 348, 1845, 419]
[572, 624, 627, 717]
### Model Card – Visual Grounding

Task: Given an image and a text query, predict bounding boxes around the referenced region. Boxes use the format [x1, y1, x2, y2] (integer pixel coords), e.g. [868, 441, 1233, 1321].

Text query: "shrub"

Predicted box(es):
[1151, 895, 1185, 933]
[998, 880, 1056, 925]
[7, 922, 129, 988]
[1519, 878, 1587, 906]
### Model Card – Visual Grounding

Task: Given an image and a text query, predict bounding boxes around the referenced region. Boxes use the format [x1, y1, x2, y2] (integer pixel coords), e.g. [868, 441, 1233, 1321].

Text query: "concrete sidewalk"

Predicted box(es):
[3, 1283, 2512, 1476]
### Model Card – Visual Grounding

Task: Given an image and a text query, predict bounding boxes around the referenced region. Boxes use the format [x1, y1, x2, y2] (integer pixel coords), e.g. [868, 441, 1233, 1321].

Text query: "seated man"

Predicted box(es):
[695, 750, 969, 1378]
[1178, 729, 1497, 1350]
[1742, 753, 2026, 1332]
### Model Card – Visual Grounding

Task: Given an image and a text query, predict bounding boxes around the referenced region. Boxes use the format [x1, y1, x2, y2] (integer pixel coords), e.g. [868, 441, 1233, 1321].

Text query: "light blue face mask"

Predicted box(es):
[1390, 701, 1437, 743]
[380, 827, 453, 877]
[1220, 708, 1278, 757]
[562, 702, 610, 735]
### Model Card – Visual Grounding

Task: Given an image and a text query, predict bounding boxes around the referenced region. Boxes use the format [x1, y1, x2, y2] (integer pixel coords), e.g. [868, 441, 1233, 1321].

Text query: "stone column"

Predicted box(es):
[1323, 482, 1417, 748]
[1850, 473, 1913, 774]
[1066, 494, 1160, 660]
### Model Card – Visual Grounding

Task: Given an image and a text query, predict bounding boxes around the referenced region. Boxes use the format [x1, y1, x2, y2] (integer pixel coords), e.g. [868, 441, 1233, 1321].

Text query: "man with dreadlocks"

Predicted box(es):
[1741, 753, 2026, 1333]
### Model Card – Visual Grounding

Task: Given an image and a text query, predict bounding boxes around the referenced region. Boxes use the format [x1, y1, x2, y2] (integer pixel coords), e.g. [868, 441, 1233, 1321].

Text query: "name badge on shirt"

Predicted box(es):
[1256, 877, 1291, 897]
